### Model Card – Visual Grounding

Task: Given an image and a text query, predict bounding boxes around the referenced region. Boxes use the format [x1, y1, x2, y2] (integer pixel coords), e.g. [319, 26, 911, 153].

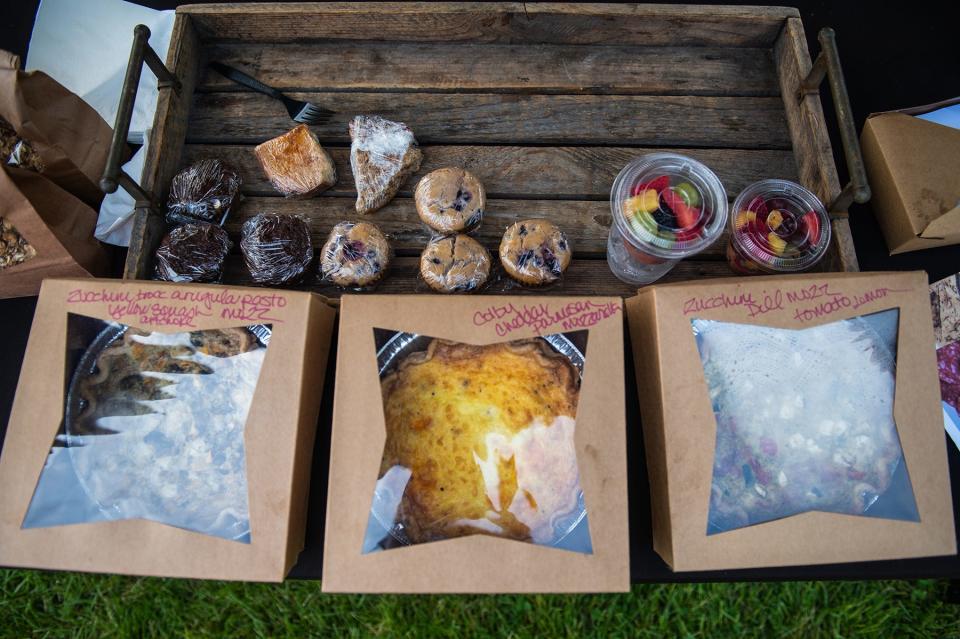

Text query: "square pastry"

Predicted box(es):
[255, 124, 337, 198]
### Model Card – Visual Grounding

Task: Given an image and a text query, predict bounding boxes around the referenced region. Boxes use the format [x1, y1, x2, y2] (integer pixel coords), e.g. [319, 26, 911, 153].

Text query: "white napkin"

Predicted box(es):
[26, 0, 175, 246]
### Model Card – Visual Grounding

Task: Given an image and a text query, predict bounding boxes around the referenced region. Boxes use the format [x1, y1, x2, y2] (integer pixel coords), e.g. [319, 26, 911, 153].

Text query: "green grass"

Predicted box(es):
[0, 571, 958, 638]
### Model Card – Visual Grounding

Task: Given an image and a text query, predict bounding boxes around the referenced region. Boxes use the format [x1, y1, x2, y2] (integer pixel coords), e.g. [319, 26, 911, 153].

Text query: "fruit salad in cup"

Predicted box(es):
[608, 153, 727, 285]
[727, 180, 831, 274]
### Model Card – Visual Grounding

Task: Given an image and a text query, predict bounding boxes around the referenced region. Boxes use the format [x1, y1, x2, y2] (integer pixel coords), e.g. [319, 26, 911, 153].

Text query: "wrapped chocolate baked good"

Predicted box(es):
[240, 213, 313, 285]
[350, 115, 422, 215]
[319, 221, 391, 288]
[166, 159, 242, 226]
[255, 124, 337, 198]
[154, 222, 232, 283]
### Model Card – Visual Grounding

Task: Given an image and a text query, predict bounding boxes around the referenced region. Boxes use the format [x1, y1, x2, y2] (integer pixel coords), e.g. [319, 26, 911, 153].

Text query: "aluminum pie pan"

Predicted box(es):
[372, 331, 588, 548]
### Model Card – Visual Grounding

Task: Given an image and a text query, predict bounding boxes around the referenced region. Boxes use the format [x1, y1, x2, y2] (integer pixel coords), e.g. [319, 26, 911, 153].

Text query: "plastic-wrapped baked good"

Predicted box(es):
[414, 167, 485, 233]
[240, 213, 313, 285]
[319, 221, 391, 288]
[0, 217, 37, 269]
[154, 222, 232, 283]
[255, 124, 337, 198]
[350, 115, 422, 215]
[419, 234, 491, 293]
[166, 159, 242, 225]
[499, 219, 572, 285]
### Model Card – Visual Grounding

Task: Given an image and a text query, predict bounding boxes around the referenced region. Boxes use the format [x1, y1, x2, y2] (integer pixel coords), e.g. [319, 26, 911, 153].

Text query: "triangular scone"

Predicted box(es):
[350, 115, 423, 214]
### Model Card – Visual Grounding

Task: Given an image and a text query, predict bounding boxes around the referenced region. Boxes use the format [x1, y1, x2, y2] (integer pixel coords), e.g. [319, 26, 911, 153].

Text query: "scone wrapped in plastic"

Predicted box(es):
[319, 221, 391, 288]
[414, 167, 485, 233]
[350, 115, 422, 215]
[255, 124, 337, 198]
[693, 312, 918, 535]
[154, 222, 232, 283]
[499, 218, 572, 285]
[240, 213, 313, 285]
[419, 234, 491, 293]
[166, 159, 242, 225]
[374, 338, 584, 546]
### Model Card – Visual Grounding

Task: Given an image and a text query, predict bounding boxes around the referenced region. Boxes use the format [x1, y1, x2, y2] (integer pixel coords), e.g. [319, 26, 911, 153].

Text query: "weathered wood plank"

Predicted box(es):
[188, 92, 792, 149]
[183, 144, 799, 199]
[125, 14, 200, 280]
[200, 42, 778, 96]
[181, 3, 797, 47]
[221, 254, 735, 297]
[774, 19, 843, 213]
[221, 195, 731, 258]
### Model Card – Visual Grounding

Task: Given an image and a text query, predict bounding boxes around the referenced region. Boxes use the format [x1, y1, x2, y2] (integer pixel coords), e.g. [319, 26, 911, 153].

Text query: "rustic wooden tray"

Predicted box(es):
[122, 3, 860, 297]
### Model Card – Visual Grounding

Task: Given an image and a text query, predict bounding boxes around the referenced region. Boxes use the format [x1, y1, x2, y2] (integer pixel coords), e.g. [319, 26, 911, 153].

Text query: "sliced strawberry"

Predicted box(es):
[634, 175, 670, 195]
[802, 211, 821, 245]
[746, 196, 769, 216]
[661, 188, 700, 230]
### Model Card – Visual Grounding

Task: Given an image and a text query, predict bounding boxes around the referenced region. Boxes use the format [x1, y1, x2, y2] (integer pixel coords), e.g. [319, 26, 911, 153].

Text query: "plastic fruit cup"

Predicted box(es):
[607, 153, 728, 286]
[727, 180, 831, 275]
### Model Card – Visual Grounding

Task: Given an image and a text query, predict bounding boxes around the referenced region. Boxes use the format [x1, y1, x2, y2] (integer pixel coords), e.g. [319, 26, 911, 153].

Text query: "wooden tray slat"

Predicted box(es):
[183, 144, 799, 199]
[200, 43, 778, 97]
[187, 92, 793, 148]
[220, 254, 733, 298]
[182, 3, 798, 48]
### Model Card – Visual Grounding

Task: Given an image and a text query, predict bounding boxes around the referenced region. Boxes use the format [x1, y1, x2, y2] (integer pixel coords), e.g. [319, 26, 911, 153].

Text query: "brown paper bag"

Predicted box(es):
[0, 50, 120, 207]
[0, 167, 111, 298]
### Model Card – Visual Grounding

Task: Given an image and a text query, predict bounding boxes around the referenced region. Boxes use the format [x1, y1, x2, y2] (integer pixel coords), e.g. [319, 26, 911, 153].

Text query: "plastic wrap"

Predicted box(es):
[154, 222, 232, 283]
[499, 218, 572, 286]
[0, 217, 37, 269]
[692, 310, 919, 535]
[414, 167, 485, 233]
[364, 330, 592, 554]
[608, 153, 728, 286]
[419, 234, 491, 293]
[349, 115, 422, 215]
[166, 158, 242, 226]
[254, 124, 337, 198]
[319, 221, 391, 288]
[23, 318, 270, 542]
[0, 117, 44, 172]
[240, 213, 313, 286]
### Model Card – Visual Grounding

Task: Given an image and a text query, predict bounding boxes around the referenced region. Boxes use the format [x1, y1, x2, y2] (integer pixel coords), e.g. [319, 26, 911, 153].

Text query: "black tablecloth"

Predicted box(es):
[1, 0, 958, 581]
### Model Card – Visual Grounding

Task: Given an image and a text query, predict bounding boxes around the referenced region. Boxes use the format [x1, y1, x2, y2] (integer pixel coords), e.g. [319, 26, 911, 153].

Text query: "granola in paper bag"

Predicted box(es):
[0, 217, 37, 269]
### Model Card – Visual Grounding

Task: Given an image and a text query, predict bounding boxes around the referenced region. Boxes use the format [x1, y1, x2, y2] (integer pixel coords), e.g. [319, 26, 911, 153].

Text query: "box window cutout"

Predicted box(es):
[363, 329, 592, 554]
[692, 309, 919, 535]
[22, 314, 271, 543]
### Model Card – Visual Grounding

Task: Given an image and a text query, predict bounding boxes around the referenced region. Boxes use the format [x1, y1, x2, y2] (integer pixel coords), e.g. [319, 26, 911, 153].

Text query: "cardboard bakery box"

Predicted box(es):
[322, 295, 629, 593]
[861, 98, 960, 255]
[0, 278, 336, 581]
[626, 272, 956, 571]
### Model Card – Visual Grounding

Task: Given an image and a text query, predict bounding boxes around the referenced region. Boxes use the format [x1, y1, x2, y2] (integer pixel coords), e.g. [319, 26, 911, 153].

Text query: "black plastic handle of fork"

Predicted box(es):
[208, 61, 284, 100]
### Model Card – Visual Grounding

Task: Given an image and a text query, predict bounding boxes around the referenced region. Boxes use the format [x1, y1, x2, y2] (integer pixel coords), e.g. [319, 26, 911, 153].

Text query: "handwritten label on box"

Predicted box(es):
[474, 300, 621, 337]
[66, 287, 287, 327]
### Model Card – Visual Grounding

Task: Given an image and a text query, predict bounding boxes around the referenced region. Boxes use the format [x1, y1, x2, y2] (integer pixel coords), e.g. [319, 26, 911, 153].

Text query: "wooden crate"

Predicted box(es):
[125, 2, 859, 297]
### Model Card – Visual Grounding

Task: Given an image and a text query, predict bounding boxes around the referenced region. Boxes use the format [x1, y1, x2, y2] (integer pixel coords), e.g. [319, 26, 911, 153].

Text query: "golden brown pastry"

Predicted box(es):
[499, 219, 572, 285]
[255, 124, 337, 198]
[419, 234, 491, 293]
[379, 338, 582, 545]
[319, 221, 391, 287]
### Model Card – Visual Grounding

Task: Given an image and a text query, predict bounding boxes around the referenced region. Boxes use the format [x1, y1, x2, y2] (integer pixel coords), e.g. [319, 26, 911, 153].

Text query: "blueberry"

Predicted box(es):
[462, 191, 472, 202]
[519, 224, 527, 236]
[558, 239, 567, 251]
[431, 257, 441, 264]
[516, 249, 534, 268]
[342, 240, 366, 261]
[452, 202, 464, 212]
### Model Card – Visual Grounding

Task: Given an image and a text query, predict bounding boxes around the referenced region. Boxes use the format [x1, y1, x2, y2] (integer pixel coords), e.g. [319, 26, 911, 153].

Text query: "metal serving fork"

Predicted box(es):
[208, 61, 334, 126]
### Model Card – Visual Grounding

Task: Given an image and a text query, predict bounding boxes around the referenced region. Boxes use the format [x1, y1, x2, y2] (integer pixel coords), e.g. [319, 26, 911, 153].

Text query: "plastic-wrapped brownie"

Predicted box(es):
[154, 222, 232, 283]
[167, 159, 242, 226]
[241, 213, 313, 285]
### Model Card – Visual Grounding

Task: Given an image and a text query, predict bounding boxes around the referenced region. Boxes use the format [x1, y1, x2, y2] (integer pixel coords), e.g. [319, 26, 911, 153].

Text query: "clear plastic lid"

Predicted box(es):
[610, 153, 728, 259]
[730, 179, 831, 272]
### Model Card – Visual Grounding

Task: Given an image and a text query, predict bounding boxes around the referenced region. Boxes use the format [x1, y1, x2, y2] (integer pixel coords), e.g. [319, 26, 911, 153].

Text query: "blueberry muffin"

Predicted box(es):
[319, 221, 391, 287]
[240, 213, 313, 285]
[414, 167, 485, 233]
[499, 219, 572, 285]
[419, 234, 491, 293]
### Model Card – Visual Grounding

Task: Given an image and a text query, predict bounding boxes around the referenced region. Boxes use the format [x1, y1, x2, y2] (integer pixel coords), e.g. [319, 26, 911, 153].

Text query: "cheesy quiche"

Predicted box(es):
[378, 337, 583, 545]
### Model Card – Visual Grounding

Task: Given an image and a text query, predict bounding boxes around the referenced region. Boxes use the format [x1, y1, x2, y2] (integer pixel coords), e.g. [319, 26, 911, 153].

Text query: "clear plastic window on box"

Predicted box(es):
[22, 314, 270, 543]
[691, 309, 919, 535]
[363, 329, 592, 554]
